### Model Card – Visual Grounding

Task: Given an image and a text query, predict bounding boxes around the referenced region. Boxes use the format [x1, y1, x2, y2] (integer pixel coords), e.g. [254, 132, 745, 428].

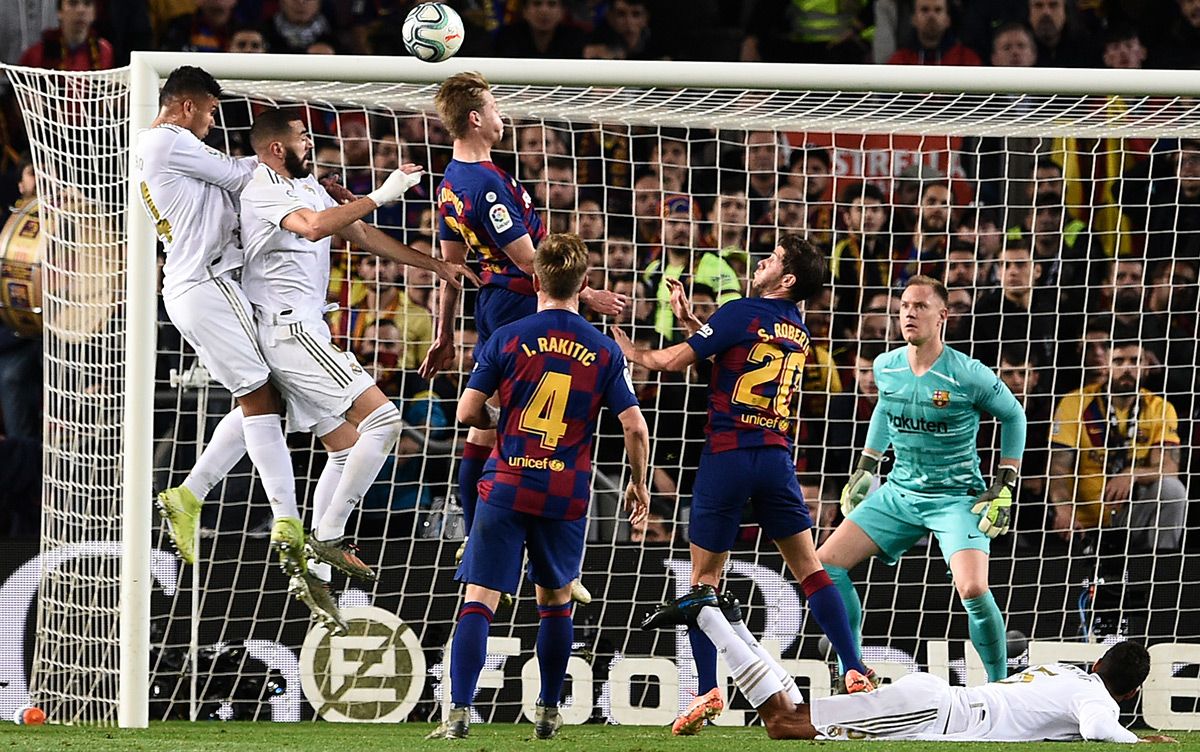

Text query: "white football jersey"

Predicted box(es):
[948, 663, 1138, 743]
[238, 163, 338, 320]
[133, 125, 256, 300]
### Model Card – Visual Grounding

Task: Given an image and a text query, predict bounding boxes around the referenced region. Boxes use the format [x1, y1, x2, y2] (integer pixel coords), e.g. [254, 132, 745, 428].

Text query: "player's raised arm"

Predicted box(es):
[339, 222, 480, 291]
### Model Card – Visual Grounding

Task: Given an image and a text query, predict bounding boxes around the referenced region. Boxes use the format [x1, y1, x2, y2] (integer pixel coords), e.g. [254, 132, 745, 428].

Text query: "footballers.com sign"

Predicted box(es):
[0, 542, 1198, 728]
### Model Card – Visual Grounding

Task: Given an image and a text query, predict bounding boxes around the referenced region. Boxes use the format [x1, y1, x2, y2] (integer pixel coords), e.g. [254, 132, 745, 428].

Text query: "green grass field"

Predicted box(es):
[0, 722, 1195, 752]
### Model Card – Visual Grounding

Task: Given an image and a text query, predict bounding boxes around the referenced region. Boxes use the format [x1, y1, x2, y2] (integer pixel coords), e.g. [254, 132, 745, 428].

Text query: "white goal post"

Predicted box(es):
[5, 51, 1200, 729]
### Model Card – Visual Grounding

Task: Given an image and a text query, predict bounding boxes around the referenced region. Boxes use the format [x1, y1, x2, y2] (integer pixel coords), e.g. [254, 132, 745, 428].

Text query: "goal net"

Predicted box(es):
[4, 55, 1198, 728]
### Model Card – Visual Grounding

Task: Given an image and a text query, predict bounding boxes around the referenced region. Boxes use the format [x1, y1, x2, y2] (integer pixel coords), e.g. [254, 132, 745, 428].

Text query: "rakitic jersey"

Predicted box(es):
[467, 309, 638, 521]
[133, 125, 257, 300]
[238, 164, 338, 319]
[437, 159, 545, 296]
[947, 664, 1137, 743]
[685, 297, 812, 454]
[872, 345, 1023, 496]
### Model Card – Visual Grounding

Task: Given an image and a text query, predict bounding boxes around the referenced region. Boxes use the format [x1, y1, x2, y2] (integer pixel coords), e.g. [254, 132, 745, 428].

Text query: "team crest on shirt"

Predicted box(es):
[490, 203, 513, 232]
[931, 389, 951, 408]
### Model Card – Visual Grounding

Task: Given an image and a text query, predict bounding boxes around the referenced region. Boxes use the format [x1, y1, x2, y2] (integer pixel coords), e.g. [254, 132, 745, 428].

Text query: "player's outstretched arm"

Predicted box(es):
[281, 165, 424, 242]
[456, 388, 497, 430]
[617, 405, 650, 526]
[609, 325, 697, 373]
[339, 222, 481, 290]
[420, 239, 470, 380]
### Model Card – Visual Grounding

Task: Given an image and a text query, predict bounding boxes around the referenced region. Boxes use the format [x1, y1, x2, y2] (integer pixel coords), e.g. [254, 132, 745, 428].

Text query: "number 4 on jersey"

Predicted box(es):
[519, 371, 571, 449]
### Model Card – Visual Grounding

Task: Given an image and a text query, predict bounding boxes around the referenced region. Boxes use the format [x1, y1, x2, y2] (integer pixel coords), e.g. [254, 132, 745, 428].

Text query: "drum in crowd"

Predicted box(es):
[0, 197, 44, 337]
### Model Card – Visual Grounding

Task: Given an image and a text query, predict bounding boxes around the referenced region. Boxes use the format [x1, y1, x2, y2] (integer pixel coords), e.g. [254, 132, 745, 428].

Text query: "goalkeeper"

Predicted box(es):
[818, 275, 1026, 683]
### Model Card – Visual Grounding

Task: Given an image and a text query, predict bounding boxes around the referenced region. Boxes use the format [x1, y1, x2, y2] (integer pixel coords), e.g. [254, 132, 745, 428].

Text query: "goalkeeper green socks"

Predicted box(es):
[824, 565, 862, 674]
[962, 591, 1008, 682]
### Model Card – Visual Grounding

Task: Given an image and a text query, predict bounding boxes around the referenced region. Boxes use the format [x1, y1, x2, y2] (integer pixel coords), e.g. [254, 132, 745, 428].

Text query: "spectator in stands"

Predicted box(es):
[575, 195, 604, 241]
[495, 0, 587, 59]
[989, 20, 1037, 67]
[1101, 25, 1147, 69]
[643, 194, 740, 340]
[1049, 339, 1185, 553]
[943, 244, 981, 288]
[894, 180, 951, 284]
[540, 156, 577, 233]
[887, 0, 982, 66]
[1124, 138, 1200, 262]
[789, 147, 835, 250]
[605, 234, 638, 279]
[772, 184, 809, 235]
[227, 26, 267, 52]
[1034, 158, 1066, 204]
[1144, 259, 1200, 419]
[746, 131, 784, 225]
[689, 283, 719, 326]
[972, 242, 1056, 367]
[262, 0, 335, 55]
[19, 0, 114, 70]
[1027, 0, 1100, 67]
[715, 182, 750, 255]
[943, 286, 975, 350]
[742, 0, 873, 63]
[831, 182, 891, 336]
[632, 171, 663, 250]
[161, 0, 238, 52]
[394, 254, 436, 372]
[515, 122, 568, 181]
[890, 162, 940, 235]
[1154, 0, 1200, 69]
[583, 0, 667, 60]
[630, 502, 675, 544]
[857, 305, 893, 343]
[1027, 201, 1088, 321]
[823, 340, 887, 494]
[987, 343, 1052, 539]
[611, 276, 656, 339]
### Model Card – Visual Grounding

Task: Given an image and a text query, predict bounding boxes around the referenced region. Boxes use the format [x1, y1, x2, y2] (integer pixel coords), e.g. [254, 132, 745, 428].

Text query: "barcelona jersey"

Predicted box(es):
[686, 297, 812, 454]
[466, 309, 638, 520]
[437, 159, 545, 296]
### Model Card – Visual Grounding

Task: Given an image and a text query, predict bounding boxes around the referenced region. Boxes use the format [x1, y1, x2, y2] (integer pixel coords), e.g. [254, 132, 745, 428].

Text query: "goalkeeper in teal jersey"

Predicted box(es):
[817, 275, 1026, 682]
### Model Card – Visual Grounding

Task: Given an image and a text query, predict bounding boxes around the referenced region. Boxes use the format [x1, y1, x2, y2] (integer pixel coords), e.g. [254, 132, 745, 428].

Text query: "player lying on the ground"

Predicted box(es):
[682, 593, 1174, 743]
[613, 235, 876, 735]
[428, 233, 649, 741]
[239, 108, 477, 633]
[817, 275, 1027, 683]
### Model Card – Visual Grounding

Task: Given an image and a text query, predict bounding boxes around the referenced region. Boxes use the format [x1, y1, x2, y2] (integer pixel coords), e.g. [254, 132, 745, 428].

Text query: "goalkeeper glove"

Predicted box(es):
[971, 465, 1017, 538]
[840, 454, 879, 517]
[367, 167, 424, 206]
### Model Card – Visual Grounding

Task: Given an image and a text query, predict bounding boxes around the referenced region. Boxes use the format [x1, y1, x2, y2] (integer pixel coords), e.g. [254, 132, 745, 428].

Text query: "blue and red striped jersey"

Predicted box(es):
[437, 159, 545, 296]
[686, 297, 813, 454]
[466, 309, 639, 520]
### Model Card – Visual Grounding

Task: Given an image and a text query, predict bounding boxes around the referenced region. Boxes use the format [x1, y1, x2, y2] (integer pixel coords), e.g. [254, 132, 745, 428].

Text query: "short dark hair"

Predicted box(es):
[839, 182, 886, 206]
[1095, 642, 1150, 697]
[1036, 157, 1063, 175]
[690, 282, 717, 301]
[159, 66, 221, 108]
[904, 274, 950, 305]
[855, 340, 887, 363]
[777, 234, 826, 302]
[999, 342, 1037, 368]
[250, 109, 303, 154]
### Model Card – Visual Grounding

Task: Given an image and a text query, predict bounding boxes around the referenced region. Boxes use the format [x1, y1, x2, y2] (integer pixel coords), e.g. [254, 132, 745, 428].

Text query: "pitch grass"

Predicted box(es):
[0, 722, 1196, 752]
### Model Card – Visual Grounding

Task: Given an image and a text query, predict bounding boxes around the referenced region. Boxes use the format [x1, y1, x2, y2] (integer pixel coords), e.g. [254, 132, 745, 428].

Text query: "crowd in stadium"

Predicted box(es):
[0, 1, 1196, 573]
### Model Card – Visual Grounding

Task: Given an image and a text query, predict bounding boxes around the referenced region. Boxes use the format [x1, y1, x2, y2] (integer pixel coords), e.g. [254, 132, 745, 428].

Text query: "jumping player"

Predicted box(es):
[417, 73, 624, 605]
[818, 275, 1026, 684]
[429, 234, 649, 740]
[612, 234, 875, 735]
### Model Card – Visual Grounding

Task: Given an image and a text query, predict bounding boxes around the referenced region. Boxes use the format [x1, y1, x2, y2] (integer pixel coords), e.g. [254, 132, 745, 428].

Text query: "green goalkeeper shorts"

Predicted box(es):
[847, 483, 989, 566]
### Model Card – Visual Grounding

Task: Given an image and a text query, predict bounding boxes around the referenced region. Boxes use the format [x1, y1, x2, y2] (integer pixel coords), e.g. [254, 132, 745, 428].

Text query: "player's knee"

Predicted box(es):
[956, 581, 989, 601]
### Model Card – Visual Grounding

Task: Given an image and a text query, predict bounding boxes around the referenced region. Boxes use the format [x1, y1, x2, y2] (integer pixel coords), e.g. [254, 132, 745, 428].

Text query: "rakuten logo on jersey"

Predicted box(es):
[887, 412, 949, 434]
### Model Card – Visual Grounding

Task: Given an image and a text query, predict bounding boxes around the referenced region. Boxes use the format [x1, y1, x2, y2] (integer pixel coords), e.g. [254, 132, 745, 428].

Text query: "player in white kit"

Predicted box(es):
[239, 108, 477, 632]
[135, 66, 309, 578]
[675, 593, 1175, 744]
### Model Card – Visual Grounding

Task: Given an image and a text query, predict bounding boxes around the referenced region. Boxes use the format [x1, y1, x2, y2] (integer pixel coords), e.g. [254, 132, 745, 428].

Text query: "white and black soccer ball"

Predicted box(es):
[402, 3, 465, 63]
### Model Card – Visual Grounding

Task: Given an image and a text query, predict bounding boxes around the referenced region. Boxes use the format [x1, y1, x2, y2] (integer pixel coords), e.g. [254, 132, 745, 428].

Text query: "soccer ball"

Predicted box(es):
[403, 3, 465, 63]
[12, 705, 45, 725]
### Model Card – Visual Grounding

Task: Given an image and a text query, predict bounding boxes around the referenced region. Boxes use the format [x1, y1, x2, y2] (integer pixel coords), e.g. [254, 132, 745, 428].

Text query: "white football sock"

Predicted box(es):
[312, 447, 350, 533]
[242, 413, 299, 521]
[730, 617, 804, 703]
[316, 402, 402, 540]
[182, 407, 246, 500]
[696, 607, 784, 708]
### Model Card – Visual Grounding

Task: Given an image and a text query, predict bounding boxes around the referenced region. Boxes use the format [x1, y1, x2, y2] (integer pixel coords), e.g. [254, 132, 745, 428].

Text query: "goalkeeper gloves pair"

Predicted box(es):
[839, 456, 1017, 540]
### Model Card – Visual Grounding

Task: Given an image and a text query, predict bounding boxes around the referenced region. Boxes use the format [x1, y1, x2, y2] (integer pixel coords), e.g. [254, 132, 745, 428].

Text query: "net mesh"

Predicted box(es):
[5, 62, 1198, 725]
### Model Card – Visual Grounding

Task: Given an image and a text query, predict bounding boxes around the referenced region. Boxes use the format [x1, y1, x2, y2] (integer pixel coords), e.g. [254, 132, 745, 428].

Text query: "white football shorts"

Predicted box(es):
[810, 672, 955, 740]
[254, 314, 374, 435]
[163, 274, 270, 398]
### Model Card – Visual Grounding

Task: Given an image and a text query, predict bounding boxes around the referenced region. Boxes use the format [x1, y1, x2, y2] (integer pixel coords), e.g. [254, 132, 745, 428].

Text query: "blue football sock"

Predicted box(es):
[536, 602, 574, 706]
[804, 569, 867, 675]
[687, 623, 719, 695]
[457, 442, 489, 533]
[450, 601, 494, 708]
[963, 591, 1008, 682]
